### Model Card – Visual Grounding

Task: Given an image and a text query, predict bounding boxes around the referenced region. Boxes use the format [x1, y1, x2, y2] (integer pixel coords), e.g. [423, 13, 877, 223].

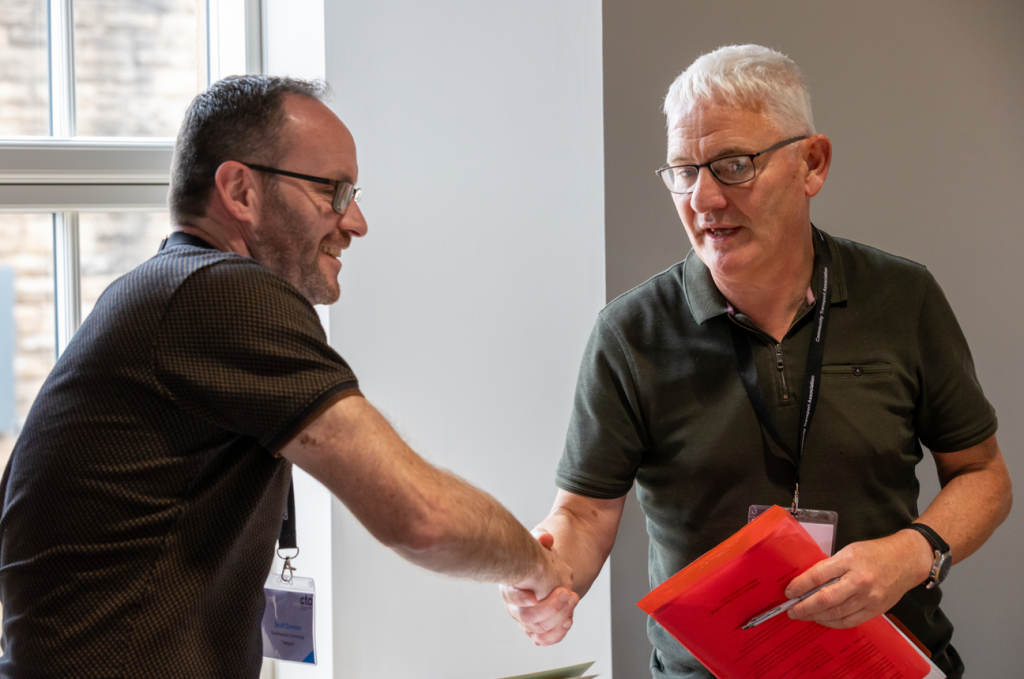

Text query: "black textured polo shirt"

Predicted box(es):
[0, 233, 359, 678]
[557, 230, 995, 679]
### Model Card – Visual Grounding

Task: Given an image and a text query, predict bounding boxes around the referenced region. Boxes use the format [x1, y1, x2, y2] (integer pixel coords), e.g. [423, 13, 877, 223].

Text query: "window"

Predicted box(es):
[2, 4, 279, 674]
[0, 0, 257, 465]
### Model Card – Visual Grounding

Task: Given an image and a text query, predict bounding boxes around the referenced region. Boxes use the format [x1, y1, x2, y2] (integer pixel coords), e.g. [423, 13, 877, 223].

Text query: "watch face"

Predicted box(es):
[937, 553, 952, 584]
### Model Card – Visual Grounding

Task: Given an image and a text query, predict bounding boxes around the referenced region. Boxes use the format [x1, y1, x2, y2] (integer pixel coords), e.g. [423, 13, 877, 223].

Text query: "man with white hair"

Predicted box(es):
[501, 45, 1011, 678]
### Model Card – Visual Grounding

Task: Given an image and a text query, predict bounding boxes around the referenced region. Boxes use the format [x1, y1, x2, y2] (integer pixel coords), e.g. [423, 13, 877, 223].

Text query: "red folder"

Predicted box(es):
[637, 505, 932, 679]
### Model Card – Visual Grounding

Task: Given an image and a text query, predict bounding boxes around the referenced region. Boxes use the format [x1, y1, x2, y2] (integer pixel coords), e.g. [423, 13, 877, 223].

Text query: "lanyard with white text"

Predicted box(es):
[727, 228, 833, 511]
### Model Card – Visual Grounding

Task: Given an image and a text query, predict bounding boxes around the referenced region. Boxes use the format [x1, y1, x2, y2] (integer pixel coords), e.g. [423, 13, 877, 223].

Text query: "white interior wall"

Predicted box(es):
[321, 2, 608, 678]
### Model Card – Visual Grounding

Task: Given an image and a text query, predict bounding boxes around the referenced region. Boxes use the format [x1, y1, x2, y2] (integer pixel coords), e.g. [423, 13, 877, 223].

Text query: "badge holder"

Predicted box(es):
[263, 481, 317, 664]
[748, 504, 839, 556]
[262, 565, 317, 665]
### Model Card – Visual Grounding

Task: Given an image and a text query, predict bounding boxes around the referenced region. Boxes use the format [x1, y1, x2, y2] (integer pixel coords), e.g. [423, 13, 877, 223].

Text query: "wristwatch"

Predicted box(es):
[906, 523, 952, 589]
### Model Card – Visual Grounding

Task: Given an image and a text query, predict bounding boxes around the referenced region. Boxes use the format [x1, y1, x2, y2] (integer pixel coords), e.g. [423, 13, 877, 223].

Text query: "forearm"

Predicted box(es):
[390, 465, 550, 585]
[535, 490, 625, 598]
[535, 514, 603, 598]
[913, 442, 1012, 564]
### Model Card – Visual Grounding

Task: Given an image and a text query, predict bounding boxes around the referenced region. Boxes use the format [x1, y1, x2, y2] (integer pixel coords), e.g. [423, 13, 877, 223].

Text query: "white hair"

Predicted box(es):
[663, 45, 815, 136]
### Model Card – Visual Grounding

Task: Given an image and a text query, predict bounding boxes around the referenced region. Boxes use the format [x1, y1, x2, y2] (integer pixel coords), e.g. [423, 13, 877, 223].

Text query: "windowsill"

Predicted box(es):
[0, 138, 174, 186]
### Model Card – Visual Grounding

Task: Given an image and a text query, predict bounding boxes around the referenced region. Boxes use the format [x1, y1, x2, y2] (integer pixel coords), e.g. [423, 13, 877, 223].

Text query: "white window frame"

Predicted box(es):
[0, 0, 264, 355]
[1, 5, 326, 676]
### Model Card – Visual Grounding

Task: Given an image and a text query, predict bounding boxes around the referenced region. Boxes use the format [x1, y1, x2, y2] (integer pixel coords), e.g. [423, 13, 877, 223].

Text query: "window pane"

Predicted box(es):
[79, 212, 169, 321]
[0, 0, 50, 136]
[74, 0, 204, 137]
[0, 214, 55, 469]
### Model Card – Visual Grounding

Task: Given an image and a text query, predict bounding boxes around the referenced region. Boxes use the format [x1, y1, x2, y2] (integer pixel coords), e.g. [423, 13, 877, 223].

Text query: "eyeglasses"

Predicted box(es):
[244, 163, 362, 215]
[655, 136, 807, 194]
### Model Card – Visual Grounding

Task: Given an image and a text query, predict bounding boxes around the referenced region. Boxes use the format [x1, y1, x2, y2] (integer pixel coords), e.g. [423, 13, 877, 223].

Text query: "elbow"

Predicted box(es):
[376, 501, 449, 555]
[995, 456, 1013, 525]
[393, 519, 446, 555]
[1001, 478, 1013, 524]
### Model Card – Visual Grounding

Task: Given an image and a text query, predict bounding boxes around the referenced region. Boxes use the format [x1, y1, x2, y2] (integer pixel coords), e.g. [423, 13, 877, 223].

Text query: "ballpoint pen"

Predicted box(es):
[741, 577, 841, 630]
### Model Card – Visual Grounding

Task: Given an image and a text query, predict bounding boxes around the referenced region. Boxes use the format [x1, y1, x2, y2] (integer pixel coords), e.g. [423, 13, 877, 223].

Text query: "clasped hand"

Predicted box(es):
[500, 530, 579, 646]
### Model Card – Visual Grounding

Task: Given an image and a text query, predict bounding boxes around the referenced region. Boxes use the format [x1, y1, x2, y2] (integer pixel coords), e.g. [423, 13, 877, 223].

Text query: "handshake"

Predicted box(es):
[500, 529, 581, 646]
[494, 490, 623, 646]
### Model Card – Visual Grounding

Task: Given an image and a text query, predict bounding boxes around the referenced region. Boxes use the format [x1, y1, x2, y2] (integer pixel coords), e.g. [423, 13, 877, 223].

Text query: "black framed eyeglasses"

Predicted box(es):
[655, 136, 807, 194]
[244, 163, 362, 215]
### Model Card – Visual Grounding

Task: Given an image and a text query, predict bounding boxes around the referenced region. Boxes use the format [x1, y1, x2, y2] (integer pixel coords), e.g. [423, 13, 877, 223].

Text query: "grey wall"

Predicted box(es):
[602, 1, 1024, 677]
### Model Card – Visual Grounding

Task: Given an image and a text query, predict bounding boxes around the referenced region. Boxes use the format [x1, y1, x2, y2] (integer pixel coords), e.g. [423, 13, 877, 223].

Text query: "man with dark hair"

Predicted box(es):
[0, 75, 571, 678]
[169, 76, 328, 225]
[502, 45, 1012, 679]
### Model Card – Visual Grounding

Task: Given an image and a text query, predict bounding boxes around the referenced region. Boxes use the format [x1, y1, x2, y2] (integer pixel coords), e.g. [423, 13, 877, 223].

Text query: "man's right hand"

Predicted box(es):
[500, 530, 580, 646]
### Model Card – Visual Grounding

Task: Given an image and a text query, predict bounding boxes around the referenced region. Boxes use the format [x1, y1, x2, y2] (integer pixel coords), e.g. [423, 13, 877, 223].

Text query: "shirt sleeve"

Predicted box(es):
[555, 313, 649, 499]
[153, 258, 360, 453]
[914, 270, 997, 453]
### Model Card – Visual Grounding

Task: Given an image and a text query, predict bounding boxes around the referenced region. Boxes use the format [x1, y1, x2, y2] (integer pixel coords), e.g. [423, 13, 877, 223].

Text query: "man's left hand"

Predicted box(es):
[784, 529, 932, 628]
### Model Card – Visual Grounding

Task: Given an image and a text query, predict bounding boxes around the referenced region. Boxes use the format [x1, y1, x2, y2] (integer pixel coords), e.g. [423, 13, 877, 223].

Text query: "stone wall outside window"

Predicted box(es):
[1, 0, 201, 464]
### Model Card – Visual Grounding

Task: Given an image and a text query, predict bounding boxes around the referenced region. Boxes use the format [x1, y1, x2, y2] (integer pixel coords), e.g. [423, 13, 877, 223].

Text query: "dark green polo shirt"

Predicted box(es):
[556, 230, 995, 679]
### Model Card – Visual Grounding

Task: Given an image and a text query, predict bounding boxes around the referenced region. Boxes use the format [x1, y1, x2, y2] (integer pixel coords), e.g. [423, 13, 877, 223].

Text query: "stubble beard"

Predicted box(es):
[251, 187, 340, 306]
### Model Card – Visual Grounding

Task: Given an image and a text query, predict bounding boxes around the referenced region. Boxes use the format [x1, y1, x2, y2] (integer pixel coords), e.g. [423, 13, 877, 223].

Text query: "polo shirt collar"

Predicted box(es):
[683, 226, 848, 325]
[159, 231, 217, 252]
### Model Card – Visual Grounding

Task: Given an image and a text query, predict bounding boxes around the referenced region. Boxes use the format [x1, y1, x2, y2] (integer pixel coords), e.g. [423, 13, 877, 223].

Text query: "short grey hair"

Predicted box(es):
[663, 45, 815, 136]
[169, 75, 331, 225]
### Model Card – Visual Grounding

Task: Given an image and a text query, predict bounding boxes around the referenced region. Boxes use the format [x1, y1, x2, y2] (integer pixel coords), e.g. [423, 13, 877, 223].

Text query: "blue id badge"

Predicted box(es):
[262, 573, 317, 665]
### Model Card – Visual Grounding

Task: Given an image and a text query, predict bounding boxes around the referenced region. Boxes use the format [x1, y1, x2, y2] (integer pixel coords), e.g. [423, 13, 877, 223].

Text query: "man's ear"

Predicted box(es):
[212, 161, 262, 225]
[803, 134, 832, 198]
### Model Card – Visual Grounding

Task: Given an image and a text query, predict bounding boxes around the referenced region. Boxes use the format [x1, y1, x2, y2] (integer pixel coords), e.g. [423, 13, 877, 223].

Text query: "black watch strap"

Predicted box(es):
[906, 523, 952, 589]
[906, 523, 950, 554]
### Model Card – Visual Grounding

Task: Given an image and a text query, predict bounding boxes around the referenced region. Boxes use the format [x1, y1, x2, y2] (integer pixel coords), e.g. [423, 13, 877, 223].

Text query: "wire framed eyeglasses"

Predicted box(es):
[655, 136, 807, 194]
[244, 163, 362, 215]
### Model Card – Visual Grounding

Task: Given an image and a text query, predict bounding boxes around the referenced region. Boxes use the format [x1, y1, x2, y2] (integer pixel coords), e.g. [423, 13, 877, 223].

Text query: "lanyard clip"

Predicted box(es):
[790, 483, 800, 514]
[278, 547, 300, 583]
[281, 557, 296, 583]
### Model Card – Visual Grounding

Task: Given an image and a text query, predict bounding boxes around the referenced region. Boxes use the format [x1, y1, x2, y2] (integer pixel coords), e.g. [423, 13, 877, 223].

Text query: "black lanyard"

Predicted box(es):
[279, 480, 297, 550]
[727, 228, 833, 510]
[278, 479, 299, 581]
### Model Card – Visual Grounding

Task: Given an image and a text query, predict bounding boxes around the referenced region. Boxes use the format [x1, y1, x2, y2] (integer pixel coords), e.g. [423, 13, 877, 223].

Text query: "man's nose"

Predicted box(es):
[688, 166, 727, 214]
[340, 201, 368, 239]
